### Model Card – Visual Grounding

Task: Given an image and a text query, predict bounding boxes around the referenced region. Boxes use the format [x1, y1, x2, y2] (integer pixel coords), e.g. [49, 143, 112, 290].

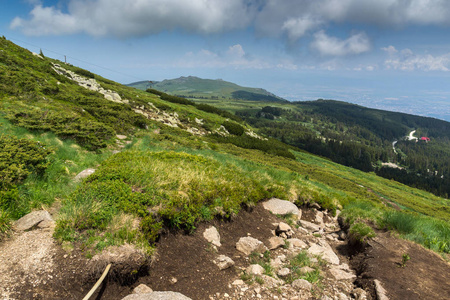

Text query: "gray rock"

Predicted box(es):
[14, 211, 53, 231]
[307, 243, 340, 265]
[132, 284, 153, 294]
[374, 279, 389, 300]
[268, 236, 285, 250]
[213, 255, 235, 270]
[262, 198, 300, 218]
[299, 220, 321, 232]
[74, 168, 95, 181]
[352, 288, 368, 300]
[291, 278, 312, 290]
[236, 237, 267, 255]
[260, 275, 283, 288]
[116, 134, 128, 140]
[203, 226, 221, 247]
[246, 264, 264, 275]
[289, 238, 308, 249]
[329, 266, 356, 280]
[277, 267, 290, 277]
[277, 222, 292, 233]
[122, 291, 192, 300]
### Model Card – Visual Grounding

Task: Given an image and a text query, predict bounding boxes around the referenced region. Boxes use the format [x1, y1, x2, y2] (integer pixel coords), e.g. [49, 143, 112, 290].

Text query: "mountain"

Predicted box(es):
[1, 37, 449, 299]
[127, 76, 287, 102]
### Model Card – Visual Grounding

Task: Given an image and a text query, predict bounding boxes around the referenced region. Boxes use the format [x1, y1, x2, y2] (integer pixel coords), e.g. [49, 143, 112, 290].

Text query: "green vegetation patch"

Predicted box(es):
[55, 150, 283, 253]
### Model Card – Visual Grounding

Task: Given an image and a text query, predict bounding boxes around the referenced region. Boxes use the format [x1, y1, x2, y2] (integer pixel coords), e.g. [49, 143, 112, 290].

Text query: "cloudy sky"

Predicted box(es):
[2, 0, 450, 120]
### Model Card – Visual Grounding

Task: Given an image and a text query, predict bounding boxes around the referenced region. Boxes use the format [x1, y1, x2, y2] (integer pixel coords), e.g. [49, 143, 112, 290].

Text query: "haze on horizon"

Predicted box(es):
[2, 0, 450, 121]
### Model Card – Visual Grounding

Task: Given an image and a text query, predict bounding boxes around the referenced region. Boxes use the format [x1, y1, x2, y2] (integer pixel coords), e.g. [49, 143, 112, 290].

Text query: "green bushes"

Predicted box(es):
[348, 222, 376, 244]
[73, 67, 95, 78]
[212, 134, 295, 160]
[222, 121, 245, 136]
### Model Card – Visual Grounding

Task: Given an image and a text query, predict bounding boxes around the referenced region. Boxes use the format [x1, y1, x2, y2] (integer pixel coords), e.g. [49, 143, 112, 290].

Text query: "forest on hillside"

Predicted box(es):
[236, 101, 450, 198]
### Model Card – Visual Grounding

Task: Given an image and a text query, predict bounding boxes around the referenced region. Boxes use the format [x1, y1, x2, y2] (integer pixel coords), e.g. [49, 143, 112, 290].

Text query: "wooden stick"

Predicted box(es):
[82, 263, 112, 300]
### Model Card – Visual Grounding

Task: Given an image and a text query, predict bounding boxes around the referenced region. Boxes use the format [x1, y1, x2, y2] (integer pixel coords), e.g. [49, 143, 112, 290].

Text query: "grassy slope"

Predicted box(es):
[1, 38, 449, 256]
[128, 76, 285, 101]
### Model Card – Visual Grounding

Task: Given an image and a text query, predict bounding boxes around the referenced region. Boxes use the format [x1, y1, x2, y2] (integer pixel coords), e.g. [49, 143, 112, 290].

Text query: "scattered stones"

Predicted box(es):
[236, 237, 268, 256]
[203, 226, 221, 247]
[132, 284, 153, 294]
[268, 236, 285, 250]
[262, 198, 301, 219]
[232, 279, 245, 285]
[74, 168, 96, 181]
[291, 278, 312, 290]
[14, 210, 53, 231]
[246, 264, 264, 275]
[213, 255, 235, 270]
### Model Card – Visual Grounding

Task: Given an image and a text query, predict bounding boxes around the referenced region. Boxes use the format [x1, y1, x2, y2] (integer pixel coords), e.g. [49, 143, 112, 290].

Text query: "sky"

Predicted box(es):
[2, 0, 450, 121]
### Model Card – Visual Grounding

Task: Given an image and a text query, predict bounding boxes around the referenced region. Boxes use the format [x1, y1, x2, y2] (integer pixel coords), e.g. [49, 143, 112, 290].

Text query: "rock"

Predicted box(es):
[338, 231, 347, 240]
[170, 277, 177, 284]
[132, 284, 153, 294]
[277, 222, 292, 233]
[329, 266, 356, 280]
[116, 134, 127, 140]
[291, 279, 312, 290]
[262, 198, 301, 218]
[337, 293, 349, 300]
[14, 211, 53, 231]
[307, 243, 340, 265]
[299, 220, 321, 232]
[236, 237, 268, 256]
[277, 268, 290, 277]
[122, 291, 192, 300]
[268, 236, 285, 250]
[260, 275, 283, 288]
[232, 279, 245, 285]
[247, 264, 264, 275]
[374, 279, 389, 300]
[315, 211, 324, 224]
[74, 168, 96, 181]
[213, 255, 235, 270]
[310, 203, 321, 210]
[203, 226, 221, 247]
[289, 238, 308, 249]
[352, 288, 368, 300]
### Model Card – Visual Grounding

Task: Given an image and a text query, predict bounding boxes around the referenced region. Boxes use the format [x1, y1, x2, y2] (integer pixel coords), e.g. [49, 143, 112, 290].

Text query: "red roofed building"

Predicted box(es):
[420, 137, 430, 142]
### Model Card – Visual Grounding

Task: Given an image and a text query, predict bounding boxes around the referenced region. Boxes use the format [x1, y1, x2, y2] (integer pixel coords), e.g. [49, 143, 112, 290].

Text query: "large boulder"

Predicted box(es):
[262, 198, 301, 218]
[236, 237, 267, 255]
[74, 168, 95, 181]
[14, 210, 53, 231]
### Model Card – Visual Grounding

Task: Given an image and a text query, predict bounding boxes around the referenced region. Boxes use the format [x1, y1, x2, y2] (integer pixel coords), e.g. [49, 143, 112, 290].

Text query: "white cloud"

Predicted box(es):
[13, 1, 450, 38]
[11, 0, 255, 37]
[381, 45, 398, 56]
[281, 16, 322, 41]
[311, 30, 371, 56]
[177, 44, 271, 69]
[384, 48, 450, 71]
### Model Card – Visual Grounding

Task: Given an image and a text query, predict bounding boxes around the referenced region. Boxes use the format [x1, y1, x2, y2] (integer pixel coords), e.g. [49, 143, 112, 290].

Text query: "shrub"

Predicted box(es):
[348, 222, 376, 244]
[222, 121, 245, 136]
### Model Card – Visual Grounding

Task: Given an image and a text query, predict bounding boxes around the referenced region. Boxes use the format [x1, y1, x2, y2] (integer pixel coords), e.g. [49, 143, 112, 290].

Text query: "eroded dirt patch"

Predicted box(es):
[351, 231, 450, 300]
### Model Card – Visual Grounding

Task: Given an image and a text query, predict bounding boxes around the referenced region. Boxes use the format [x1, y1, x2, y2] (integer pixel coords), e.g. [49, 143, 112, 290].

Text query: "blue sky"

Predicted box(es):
[2, 0, 450, 121]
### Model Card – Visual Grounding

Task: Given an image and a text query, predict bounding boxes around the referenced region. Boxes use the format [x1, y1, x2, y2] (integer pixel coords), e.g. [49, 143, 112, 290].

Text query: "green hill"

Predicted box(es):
[127, 76, 287, 102]
[1, 37, 449, 261]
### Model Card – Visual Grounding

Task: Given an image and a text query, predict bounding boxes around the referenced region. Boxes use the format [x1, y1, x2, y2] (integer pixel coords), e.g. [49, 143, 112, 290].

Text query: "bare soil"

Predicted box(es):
[351, 231, 450, 300]
[1, 205, 449, 300]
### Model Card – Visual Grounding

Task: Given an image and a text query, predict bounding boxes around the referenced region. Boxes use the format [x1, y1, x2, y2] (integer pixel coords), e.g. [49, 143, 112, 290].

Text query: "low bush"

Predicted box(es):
[348, 222, 376, 244]
[222, 121, 245, 136]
